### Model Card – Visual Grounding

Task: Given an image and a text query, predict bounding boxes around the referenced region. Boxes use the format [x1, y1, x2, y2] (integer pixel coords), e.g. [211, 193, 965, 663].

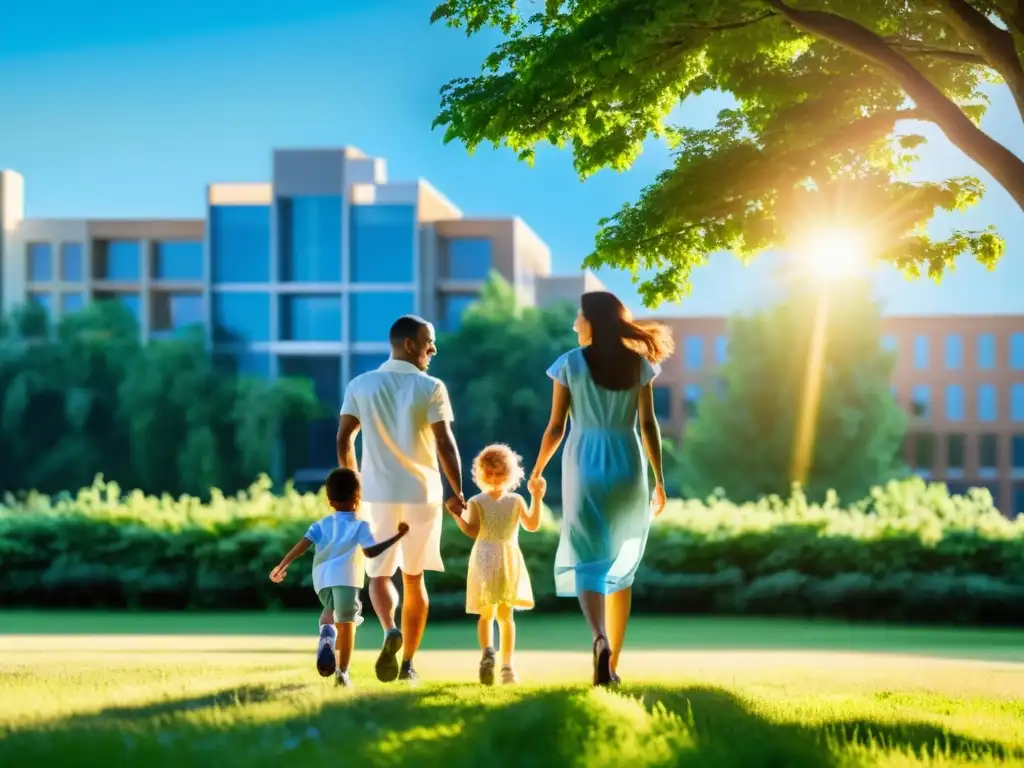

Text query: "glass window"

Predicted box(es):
[653, 386, 672, 420]
[441, 294, 478, 332]
[912, 433, 934, 473]
[96, 291, 141, 324]
[1013, 435, 1024, 475]
[27, 243, 53, 282]
[351, 205, 416, 284]
[351, 353, 390, 379]
[213, 350, 272, 379]
[946, 434, 965, 477]
[913, 335, 929, 370]
[1012, 384, 1024, 421]
[445, 238, 493, 281]
[715, 335, 728, 365]
[945, 334, 963, 370]
[1012, 333, 1024, 370]
[945, 385, 964, 421]
[945, 481, 969, 497]
[979, 434, 999, 475]
[350, 292, 416, 343]
[684, 384, 701, 419]
[154, 241, 203, 281]
[280, 295, 343, 342]
[61, 293, 85, 315]
[978, 384, 997, 422]
[210, 205, 271, 283]
[880, 335, 897, 354]
[911, 385, 931, 418]
[152, 293, 203, 332]
[213, 292, 271, 343]
[683, 335, 703, 371]
[1016, 484, 1024, 516]
[977, 333, 996, 370]
[60, 243, 84, 281]
[93, 241, 141, 280]
[28, 291, 52, 314]
[280, 355, 343, 475]
[278, 196, 342, 282]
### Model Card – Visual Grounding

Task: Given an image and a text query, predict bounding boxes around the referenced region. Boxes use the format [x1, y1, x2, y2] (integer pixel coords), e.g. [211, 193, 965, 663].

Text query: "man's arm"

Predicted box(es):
[337, 414, 361, 469]
[430, 420, 464, 506]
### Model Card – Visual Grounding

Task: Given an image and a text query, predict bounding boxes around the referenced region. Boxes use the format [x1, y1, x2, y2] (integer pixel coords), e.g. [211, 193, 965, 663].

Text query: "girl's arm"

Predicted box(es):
[449, 499, 481, 539]
[530, 381, 571, 480]
[520, 486, 544, 533]
[269, 537, 312, 582]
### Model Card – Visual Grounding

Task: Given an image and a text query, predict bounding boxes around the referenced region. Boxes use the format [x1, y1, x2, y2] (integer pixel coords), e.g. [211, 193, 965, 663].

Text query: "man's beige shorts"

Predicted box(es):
[363, 503, 444, 578]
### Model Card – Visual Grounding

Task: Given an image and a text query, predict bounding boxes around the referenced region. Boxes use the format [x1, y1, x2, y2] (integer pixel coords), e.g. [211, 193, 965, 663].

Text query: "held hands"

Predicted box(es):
[651, 483, 667, 517]
[528, 475, 547, 499]
[269, 564, 288, 583]
[397, 522, 410, 536]
[444, 494, 467, 517]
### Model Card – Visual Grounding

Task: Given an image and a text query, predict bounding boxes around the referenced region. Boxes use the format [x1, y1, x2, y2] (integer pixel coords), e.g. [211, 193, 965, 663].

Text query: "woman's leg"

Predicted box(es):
[578, 589, 612, 685]
[606, 586, 632, 676]
[496, 604, 515, 667]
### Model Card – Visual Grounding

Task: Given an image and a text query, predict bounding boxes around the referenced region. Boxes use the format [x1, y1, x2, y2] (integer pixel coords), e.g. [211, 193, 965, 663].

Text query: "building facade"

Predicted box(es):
[649, 314, 1024, 516]
[0, 147, 602, 479]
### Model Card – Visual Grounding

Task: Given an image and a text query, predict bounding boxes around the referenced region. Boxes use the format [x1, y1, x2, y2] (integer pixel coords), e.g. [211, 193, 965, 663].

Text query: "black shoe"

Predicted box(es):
[609, 672, 621, 686]
[316, 627, 337, 678]
[398, 660, 419, 683]
[375, 629, 403, 683]
[593, 635, 612, 687]
[479, 648, 496, 686]
[335, 670, 352, 688]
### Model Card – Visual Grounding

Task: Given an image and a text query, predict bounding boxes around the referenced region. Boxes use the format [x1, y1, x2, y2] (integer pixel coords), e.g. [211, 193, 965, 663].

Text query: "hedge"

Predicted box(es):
[1, 476, 1022, 624]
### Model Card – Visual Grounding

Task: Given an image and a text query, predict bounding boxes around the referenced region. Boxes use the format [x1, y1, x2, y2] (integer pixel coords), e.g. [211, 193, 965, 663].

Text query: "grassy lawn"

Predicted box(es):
[2, 613, 1023, 767]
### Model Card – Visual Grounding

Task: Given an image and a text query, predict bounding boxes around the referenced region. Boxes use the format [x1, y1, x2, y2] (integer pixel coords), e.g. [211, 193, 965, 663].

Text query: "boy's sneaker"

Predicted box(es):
[335, 669, 352, 688]
[500, 665, 518, 685]
[375, 628, 404, 683]
[479, 648, 496, 686]
[398, 660, 419, 683]
[316, 626, 337, 677]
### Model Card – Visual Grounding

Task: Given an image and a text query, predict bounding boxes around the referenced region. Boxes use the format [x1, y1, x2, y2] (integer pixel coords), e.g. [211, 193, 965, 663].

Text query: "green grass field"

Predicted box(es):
[2, 613, 1023, 767]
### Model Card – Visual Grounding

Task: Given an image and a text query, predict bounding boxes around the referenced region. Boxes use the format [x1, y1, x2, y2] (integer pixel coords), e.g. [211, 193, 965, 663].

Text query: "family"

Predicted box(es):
[270, 290, 674, 688]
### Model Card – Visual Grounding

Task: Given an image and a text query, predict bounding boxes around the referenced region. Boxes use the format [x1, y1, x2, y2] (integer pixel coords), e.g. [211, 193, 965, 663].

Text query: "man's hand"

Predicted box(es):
[651, 484, 667, 517]
[269, 564, 288, 583]
[445, 494, 467, 516]
[397, 522, 410, 536]
[528, 476, 547, 498]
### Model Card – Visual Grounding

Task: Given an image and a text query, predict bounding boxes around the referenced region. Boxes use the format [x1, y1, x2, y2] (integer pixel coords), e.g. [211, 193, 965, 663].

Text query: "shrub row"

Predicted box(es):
[1, 476, 1022, 624]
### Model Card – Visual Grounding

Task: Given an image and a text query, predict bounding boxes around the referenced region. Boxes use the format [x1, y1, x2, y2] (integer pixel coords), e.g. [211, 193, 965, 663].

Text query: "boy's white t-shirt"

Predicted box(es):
[304, 511, 377, 592]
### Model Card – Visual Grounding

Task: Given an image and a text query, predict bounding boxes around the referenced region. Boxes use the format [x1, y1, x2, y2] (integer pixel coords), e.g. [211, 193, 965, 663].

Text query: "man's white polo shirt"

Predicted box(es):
[340, 359, 454, 504]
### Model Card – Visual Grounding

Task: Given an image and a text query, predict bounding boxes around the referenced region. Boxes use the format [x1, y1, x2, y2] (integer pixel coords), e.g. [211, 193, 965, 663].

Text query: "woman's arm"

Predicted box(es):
[449, 499, 481, 539]
[520, 487, 544, 532]
[637, 382, 667, 515]
[269, 537, 312, 582]
[530, 381, 571, 479]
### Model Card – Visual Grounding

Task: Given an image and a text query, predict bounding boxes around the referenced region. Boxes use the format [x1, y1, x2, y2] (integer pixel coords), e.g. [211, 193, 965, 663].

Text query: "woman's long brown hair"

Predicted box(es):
[580, 291, 675, 391]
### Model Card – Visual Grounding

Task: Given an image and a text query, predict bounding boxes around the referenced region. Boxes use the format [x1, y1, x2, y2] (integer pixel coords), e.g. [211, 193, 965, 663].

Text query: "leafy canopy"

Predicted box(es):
[673, 278, 908, 503]
[432, 0, 1022, 306]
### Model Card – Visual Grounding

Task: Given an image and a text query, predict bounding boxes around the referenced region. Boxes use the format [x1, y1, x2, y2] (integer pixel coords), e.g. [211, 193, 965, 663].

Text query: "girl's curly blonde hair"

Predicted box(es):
[472, 444, 525, 493]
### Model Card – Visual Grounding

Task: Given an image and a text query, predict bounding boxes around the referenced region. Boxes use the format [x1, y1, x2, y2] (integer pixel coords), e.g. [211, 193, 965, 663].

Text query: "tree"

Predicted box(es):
[0, 301, 318, 497]
[432, 0, 1014, 306]
[429, 273, 578, 500]
[674, 279, 908, 503]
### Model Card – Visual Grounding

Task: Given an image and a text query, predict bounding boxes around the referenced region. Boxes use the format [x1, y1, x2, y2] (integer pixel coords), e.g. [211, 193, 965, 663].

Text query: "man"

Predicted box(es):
[336, 315, 466, 683]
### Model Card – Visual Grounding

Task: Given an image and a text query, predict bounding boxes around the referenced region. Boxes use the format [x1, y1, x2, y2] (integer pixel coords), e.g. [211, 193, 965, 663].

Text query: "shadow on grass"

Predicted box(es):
[1, 681, 1019, 767]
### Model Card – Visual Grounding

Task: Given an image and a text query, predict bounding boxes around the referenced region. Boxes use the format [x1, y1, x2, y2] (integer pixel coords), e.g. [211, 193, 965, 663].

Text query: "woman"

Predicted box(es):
[529, 291, 673, 686]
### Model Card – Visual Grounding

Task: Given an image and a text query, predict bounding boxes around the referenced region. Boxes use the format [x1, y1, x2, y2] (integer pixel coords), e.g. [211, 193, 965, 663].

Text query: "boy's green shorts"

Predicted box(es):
[318, 586, 364, 625]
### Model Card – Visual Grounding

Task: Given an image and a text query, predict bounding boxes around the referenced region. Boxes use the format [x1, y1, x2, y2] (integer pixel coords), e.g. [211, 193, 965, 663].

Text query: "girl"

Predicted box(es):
[448, 444, 544, 685]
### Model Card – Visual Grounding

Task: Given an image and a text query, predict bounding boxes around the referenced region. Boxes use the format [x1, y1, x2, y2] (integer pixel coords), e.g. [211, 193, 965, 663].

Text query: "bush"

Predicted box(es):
[1, 476, 1022, 624]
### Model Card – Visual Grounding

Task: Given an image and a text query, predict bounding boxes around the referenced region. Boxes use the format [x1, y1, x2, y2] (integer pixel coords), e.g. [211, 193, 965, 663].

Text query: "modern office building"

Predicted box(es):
[649, 314, 1024, 516]
[0, 147, 601, 478]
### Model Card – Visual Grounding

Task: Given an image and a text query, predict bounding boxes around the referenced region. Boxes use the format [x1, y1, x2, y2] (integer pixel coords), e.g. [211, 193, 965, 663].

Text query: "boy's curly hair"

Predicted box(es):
[472, 444, 525, 493]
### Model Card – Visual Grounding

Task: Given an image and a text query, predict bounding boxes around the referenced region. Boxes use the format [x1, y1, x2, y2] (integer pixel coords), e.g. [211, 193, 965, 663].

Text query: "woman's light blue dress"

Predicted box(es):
[546, 347, 660, 597]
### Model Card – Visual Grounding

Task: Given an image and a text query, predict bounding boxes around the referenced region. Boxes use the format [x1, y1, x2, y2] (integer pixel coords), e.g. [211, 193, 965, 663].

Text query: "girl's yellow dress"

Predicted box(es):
[465, 493, 534, 613]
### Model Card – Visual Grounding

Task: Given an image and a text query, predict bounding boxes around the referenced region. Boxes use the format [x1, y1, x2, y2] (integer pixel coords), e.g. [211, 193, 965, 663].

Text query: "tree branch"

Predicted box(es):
[886, 39, 988, 65]
[764, 0, 1024, 211]
[937, 0, 1024, 123]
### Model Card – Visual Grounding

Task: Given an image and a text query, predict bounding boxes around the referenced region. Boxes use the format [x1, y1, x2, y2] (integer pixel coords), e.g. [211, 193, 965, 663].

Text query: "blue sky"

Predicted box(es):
[0, 0, 1021, 317]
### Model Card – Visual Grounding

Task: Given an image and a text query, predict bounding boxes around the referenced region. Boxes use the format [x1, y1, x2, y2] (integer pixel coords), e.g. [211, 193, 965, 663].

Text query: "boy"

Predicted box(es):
[270, 468, 408, 687]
